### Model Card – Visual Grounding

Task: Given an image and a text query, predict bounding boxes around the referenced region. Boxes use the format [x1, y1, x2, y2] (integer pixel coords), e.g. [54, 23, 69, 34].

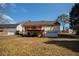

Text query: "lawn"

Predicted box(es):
[0, 36, 79, 56]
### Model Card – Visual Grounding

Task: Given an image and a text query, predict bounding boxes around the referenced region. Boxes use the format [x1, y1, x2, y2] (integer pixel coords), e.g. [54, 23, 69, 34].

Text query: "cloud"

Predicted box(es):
[0, 3, 16, 9]
[0, 3, 6, 8]
[0, 13, 15, 24]
[9, 3, 17, 13]
[10, 3, 16, 7]
[21, 8, 28, 13]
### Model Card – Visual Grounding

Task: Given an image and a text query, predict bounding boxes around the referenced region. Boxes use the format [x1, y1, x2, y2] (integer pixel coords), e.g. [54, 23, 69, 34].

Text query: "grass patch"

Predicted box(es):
[0, 36, 79, 56]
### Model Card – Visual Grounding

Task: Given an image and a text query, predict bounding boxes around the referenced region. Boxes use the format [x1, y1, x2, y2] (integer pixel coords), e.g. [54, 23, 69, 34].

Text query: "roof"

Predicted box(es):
[22, 21, 60, 27]
[0, 24, 19, 28]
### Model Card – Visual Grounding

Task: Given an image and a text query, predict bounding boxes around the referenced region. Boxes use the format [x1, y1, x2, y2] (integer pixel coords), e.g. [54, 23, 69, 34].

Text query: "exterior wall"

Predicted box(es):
[41, 26, 60, 32]
[41, 25, 60, 37]
[7, 32, 15, 35]
[16, 24, 25, 34]
[0, 28, 16, 35]
[4, 28, 16, 32]
[16, 24, 23, 32]
[45, 32, 58, 37]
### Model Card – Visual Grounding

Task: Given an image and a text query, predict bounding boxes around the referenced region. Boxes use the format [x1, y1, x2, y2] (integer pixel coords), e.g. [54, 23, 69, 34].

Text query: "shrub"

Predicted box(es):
[15, 31, 20, 35]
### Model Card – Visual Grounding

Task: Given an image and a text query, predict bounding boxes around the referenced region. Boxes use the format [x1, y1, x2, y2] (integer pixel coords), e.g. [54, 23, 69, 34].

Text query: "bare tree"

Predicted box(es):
[56, 13, 70, 31]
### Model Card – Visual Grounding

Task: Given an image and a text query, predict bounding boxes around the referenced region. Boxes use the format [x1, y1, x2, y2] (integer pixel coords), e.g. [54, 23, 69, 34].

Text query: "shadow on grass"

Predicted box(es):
[44, 41, 79, 52]
[58, 34, 79, 39]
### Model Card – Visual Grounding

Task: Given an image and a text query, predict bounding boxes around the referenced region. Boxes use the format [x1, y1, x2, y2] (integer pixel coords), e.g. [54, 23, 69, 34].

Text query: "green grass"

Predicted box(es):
[0, 36, 79, 56]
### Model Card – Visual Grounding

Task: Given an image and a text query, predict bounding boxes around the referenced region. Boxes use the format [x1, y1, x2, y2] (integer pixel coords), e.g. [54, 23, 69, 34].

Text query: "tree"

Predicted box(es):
[56, 13, 70, 31]
[70, 3, 79, 34]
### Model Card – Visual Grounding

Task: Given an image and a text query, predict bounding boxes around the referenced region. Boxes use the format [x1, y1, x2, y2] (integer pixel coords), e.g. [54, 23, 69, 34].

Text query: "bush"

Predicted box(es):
[15, 31, 20, 35]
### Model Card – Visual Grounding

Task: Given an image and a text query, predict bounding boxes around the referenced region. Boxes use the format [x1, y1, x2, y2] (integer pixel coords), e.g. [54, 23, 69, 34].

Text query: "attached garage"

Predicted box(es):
[45, 32, 59, 37]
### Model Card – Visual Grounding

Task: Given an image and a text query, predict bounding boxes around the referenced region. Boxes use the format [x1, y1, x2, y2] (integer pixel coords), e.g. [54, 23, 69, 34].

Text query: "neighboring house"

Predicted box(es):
[0, 24, 18, 36]
[17, 21, 60, 37]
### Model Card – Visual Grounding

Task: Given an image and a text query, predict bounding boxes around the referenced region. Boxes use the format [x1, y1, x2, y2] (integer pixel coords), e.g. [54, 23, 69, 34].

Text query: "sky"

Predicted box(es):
[0, 3, 73, 23]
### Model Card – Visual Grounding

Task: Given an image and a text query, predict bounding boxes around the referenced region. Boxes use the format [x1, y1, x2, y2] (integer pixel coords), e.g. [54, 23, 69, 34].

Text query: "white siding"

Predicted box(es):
[41, 26, 60, 32]
[16, 24, 23, 32]
[0, 28, 16, 36]
[8, 32, 15, 35]
[4, 28, 16, 32]
[41, 26, 51, 31]
[42, 26, 60, 37]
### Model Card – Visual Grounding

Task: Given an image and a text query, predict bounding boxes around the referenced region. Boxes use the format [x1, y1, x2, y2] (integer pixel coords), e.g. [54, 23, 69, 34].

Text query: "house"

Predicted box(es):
[17, 21, 60, 37]
[0, 24, 18, 36]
